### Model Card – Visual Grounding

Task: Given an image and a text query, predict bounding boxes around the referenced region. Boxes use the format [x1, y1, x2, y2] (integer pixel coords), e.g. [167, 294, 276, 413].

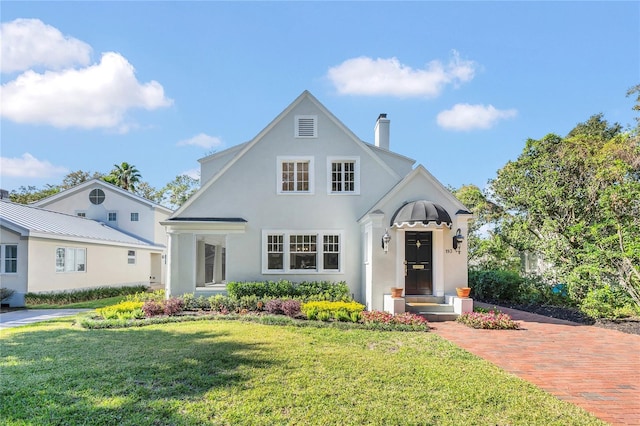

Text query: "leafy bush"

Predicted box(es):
[142, 300, 165, 317]
[25, 285, 148, 306]
[226, 280, 350, 301]
[125, 289, 165, 303]
[281, 300, 301, 317]
[96, 301, 145, 320]
[360, 311, 428, 327]
[469, 269, 522, 301]
[456, 311, 519, 329]
[580, 284, 639, 319]
[0, 288, 15, 302]
[264, 299, 283, 315]
[163, 297, 184, 316]
[182, 294, 211, 311]
[301, 301, 365, 321]
[237, 295, 261, 312]
[139, 297, 184, 317]
[207, 295, 237, 313]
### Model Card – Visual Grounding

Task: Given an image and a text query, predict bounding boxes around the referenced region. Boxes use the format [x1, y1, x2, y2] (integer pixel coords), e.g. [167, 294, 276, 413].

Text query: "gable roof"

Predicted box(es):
[360, 165, 471, 222]
[0, 200, 162, 249]
[33, 178, 173, 214]
[173, 90, 404, 217]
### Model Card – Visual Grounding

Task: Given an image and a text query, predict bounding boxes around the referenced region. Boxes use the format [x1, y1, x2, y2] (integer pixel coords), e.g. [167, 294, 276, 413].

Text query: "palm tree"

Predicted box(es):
[109, 162, 142, 191]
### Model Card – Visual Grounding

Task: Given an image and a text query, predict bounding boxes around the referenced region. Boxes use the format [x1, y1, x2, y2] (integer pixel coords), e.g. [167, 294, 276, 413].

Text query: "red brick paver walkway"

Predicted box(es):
[430, 304, 640, 425]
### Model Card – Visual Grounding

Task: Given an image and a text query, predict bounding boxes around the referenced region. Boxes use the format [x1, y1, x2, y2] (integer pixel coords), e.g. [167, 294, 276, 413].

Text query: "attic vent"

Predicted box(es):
[295, 115, 317, 138]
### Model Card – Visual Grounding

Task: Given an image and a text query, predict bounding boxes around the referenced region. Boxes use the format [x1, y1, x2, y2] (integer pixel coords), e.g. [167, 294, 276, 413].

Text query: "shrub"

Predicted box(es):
[360, 311, 428, 327]
[226, 280, 350, 301]
[265, 299, 283, 315]
[125, 289, 165, 303]
[0, 288, 15, 302]
[281, 299, 301, 317]
[456, 311, 519, 329]
[580, 284, 639, 319]
[237, 295, 261, 312]
[301, 301, 365, 321]
[25, 285, 148, 305]
[97, 301, 145, 320]
[207, 295, 237, 313]
[163, 297, 184, 316]
[469, 269, 522, 301]
[182, 293, 211, 311]
[142, 300, 165, 317]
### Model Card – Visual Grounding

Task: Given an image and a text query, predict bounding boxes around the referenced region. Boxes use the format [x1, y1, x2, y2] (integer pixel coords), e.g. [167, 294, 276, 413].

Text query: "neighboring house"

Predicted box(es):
[163, 91, 473, 312]
[33, 179, 172, 286]
[0, 200, 165, 307]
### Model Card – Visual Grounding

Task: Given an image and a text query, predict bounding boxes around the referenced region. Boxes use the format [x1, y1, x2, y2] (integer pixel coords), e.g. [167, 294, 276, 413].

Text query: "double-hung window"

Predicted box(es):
[278, 156, 314, 194]
[327, 157, 360, 194]
[127, 250, 136, 264]
[263, 231, 342, 273]
[1, 244, 17, 274]
[56, 247, 86, 272]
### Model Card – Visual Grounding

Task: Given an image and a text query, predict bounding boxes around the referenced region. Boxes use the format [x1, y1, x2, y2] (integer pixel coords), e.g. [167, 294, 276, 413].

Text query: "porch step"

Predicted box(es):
[405, 298, 458, 322]
[404, 296, 444, 304]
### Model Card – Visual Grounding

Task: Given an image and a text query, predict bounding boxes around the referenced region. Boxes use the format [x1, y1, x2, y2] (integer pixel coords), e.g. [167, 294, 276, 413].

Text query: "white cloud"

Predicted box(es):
[0, 51, 173, 130]
[177, 133, 223, 149]
[0, 153, 69, 178]
[1, 18, 92, 73]
[437, 103, 517, 131]
[327, 51, 476, 97]
[181, 168, 201, 180]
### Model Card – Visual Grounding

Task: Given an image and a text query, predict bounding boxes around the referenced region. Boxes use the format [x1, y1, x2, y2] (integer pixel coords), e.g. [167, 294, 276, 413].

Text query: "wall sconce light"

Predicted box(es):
[381, 229, 391, 253]
[453, 228, 464, 254]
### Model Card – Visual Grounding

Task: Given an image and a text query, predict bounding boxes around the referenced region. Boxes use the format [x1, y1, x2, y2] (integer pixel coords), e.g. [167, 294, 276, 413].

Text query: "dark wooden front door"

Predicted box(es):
[405, 231, 433, 295]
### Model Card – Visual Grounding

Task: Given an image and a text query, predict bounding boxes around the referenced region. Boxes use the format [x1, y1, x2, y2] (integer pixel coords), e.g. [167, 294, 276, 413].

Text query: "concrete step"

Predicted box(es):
[406, 302, 454, 313]
[419, 312, 459, 322]
[404, 295, 444, 304]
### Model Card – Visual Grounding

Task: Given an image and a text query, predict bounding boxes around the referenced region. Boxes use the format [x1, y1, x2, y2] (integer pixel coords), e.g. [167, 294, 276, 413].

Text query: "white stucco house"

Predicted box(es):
[163, 91, 473, 315]
[33, 179, 172, 286]
[0, 199, 166, 307]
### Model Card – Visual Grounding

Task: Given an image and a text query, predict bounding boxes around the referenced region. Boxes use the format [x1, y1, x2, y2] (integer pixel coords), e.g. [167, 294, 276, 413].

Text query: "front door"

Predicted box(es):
[405, 231, 433, 295]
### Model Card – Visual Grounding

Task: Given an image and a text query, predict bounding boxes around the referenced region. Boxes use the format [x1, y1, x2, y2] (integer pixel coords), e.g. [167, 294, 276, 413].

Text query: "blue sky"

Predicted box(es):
[1, 1, 638, 195]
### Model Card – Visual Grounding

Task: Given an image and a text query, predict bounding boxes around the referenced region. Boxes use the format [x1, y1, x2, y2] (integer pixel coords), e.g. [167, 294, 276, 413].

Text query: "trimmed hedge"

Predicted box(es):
[226, 280, 350, 301]
[25, 285, 148, 306]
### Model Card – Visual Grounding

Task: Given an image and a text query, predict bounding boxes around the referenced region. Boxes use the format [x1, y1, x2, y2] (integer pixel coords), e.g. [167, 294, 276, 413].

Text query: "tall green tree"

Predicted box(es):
[490, 114, 640, 306]
[162, 174, 199, 209]
[9, 185, 60, 204]
[134, 181, 165, 204]
[452, 184, 520, 271]
[60, 170, 103, 189]
[106, 162, 142, 192]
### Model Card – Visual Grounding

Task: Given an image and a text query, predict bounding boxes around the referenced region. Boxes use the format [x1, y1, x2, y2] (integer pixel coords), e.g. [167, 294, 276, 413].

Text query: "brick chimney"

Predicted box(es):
[374, 113, 390, 150]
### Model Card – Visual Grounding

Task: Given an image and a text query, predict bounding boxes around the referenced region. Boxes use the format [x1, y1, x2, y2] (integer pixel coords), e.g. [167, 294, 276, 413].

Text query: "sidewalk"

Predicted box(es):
[0, 309, 90, 330]
[430, 304, 640, 426]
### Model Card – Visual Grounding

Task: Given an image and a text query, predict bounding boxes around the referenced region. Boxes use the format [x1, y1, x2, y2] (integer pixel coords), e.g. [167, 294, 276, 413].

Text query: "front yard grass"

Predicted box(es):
[1, 318, 604, 425]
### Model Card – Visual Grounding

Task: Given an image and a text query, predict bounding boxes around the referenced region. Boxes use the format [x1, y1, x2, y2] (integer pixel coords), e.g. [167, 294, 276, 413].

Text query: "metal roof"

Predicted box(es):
[0, 200, 160, 248]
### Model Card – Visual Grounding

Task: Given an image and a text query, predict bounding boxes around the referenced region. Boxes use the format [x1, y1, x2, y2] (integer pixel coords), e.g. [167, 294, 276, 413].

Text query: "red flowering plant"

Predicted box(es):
[360, 310, 429, 330]
[456, 310, 520, 330]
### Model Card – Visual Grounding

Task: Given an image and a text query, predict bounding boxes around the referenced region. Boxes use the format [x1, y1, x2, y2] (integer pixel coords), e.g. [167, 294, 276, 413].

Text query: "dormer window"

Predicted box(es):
[295, 115, 317, 138]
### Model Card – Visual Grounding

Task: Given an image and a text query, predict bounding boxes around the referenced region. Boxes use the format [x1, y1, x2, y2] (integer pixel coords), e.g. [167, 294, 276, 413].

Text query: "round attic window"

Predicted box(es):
[89, 188, 105, 205]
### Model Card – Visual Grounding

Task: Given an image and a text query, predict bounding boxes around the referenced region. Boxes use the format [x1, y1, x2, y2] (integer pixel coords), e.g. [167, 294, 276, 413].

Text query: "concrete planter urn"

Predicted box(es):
[456, 287, 471, 298]
[391, 287, 404, 298]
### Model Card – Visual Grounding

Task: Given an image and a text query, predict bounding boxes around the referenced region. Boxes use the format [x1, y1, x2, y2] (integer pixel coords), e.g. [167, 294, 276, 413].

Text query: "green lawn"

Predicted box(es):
[1, 318, 604, 426]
